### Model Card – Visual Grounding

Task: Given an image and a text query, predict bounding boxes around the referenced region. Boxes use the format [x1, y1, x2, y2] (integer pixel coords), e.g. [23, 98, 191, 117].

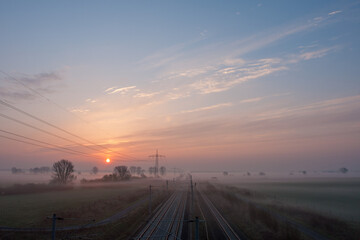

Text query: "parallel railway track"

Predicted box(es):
[135, 190, 187, 240]
[200, 191, 241, 240]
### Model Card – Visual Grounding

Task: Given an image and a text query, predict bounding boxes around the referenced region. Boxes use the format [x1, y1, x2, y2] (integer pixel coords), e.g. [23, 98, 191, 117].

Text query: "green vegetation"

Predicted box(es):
[0, 180, 163, 228]
[199, 179, 360, 240]
[197, 183, 304, 240]
[229, 178, 360, 222]
[0, 180, 171, 240]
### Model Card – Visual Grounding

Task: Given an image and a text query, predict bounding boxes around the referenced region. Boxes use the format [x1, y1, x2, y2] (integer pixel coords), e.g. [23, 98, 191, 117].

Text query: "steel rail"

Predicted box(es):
[135, 192, 178, 239]
[166, 191, 186, 240]
[200, 191, 241, 240]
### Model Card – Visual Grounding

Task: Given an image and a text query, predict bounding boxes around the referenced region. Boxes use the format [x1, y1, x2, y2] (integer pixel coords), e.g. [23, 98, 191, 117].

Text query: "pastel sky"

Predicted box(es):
[0, 1, 359, 172]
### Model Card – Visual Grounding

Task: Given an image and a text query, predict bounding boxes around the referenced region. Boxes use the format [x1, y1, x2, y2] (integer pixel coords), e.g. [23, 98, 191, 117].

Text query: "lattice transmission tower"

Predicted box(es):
[149, 149, 165, 177]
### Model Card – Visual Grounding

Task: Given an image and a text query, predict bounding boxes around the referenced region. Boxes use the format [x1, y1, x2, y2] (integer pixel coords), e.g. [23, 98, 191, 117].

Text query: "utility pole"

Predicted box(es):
[188, 216, 203, 240]
[190, 175, 194, 217]
[195, 217, 199, 240]
[47, 214, 94, 240]
[149, 149, 165, 177]
[189, 174, 194, 240]
[149, 185, 152, 215]
[48, 214, 64, 240]
[51, 214, 56, 240]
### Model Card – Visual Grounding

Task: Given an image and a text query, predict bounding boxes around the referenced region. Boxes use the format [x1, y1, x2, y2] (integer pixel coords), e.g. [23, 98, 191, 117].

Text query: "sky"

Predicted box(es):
[0, 1, 359, 172]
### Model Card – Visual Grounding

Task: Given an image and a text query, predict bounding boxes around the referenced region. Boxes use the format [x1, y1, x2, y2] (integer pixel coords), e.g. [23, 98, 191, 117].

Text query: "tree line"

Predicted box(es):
[51, 159, 167, 184]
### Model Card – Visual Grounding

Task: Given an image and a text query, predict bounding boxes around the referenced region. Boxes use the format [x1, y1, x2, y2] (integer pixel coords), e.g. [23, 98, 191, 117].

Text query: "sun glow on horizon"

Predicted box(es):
[106, 158, 111, 163]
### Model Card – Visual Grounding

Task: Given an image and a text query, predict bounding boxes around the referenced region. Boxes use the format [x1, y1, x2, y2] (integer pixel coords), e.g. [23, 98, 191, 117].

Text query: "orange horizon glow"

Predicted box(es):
[106, 158, 111, 163]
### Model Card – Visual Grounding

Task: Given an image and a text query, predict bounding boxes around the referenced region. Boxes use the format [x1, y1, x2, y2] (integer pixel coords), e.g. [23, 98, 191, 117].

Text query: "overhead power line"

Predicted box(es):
[0, 129, 96, 158]
[0, 134, 96, 158]
[0, 112, 138, 161]
[0, 98, 141, 161]
[0, 70, 80, 118]
[0, 99, 111, 153]
[0, 112, 99, 153]
[0, 70, 140, 160]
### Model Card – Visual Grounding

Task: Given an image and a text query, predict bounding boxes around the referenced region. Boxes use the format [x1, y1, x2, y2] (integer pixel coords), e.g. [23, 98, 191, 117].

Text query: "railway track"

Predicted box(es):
[135, 190, 187, 240]
[200, 191, 241, 240]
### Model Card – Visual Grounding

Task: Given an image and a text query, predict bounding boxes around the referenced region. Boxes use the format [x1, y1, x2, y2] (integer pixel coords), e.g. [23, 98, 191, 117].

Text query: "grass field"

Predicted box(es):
[227, 178, 360, 222]
[0, 179, 168, 228]
[199, 180, 360, 240]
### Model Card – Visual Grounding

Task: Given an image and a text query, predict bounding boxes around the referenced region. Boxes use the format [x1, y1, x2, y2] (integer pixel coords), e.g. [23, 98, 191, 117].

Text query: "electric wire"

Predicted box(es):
[0, 134, 96, 158]
[0, 70, 141, 161]
[0, 112, 132, 161]
[0, 99, 138, 160]
[0, 129, 96, 158]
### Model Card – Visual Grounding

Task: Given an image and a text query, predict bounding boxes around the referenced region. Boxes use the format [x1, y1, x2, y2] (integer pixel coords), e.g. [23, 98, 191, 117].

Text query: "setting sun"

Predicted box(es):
[106, 158, 111, 163]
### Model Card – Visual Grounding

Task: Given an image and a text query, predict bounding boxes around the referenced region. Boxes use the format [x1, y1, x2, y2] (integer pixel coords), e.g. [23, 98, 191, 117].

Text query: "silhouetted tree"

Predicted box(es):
[51, 159, 76, 184]
[114, 166, 131, 180]
[91, 166, 99, 175]
[223, 171, 228, 176]
[136, 166, 142, 175]
[11, 167, 23, 174]
[160, 166, 166, 176]
[148, 167, 155, 176]
[259, 172, 266, 176]
[30, 167, 50, 174]
[130, 166, 136, 174]
[339, 167, 348, 174]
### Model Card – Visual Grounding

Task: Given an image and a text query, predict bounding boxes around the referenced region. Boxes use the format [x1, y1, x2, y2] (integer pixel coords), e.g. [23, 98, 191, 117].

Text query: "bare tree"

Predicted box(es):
[51, 159, 76, 184]
[114, 166, 131, 180]
[160, 166, 166, 176]
[30, 166, 50, 174]
[148, 166, 155, 176]
[11, 167, 23, 174]
[129, 166, 136, 174]
[339, 167, 348, 174]
[91, 166, 99, 175]
[136, 166, 142, 175]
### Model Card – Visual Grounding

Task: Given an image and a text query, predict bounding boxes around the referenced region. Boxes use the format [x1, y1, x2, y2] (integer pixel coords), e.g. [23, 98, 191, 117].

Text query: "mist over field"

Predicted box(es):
[1, 0, 360, 239]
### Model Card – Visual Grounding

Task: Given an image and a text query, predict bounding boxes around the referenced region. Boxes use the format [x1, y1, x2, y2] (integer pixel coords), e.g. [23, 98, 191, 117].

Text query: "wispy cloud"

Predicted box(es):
[86, 98, 97, 103]
[240, 97, 263, 103]
[0, 87, 36, 101]
[299, 47, 335, 60]
[113, 95, 360, 151]
[133, 91, 161, 98]
[181, 102, 232, 114]
[98, 10, 343, 114]
[189, 63, 287, 95]
[0, 71, 64, 101]
[105, 86, 137, 94]
[166, 91, 191, 100]
[70, 108, 89, 114]
[255, 95, 360, 121]
[200, 29, 208, 39]
[17, 71, 62, 87]
[328, 10, 342, 16]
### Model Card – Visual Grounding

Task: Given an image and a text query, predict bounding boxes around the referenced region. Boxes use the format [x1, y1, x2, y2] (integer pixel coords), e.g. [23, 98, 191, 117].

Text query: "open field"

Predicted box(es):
[0, 170, 112, 187]
[0, 179, 169, 228]
[199, 182, 359, 240]
[192, 172, 360, 222]
[225, 178, 360, 222]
